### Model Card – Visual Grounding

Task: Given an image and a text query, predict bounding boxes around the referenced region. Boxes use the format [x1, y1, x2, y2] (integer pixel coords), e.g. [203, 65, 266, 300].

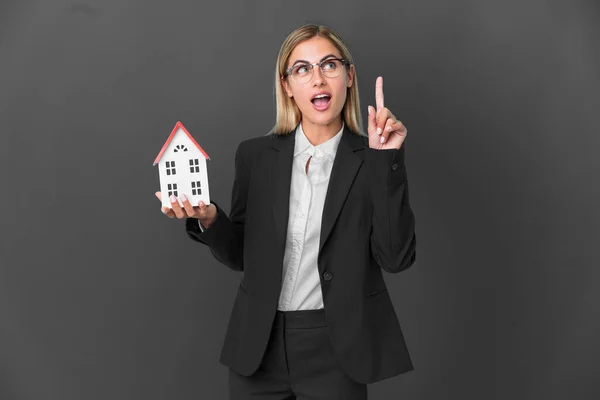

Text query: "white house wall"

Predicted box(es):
[158, 130, 210, 208]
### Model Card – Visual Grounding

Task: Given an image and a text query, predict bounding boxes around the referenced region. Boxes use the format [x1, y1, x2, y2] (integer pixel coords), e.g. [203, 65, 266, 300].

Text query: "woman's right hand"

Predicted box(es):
[155, 191, 217, 228]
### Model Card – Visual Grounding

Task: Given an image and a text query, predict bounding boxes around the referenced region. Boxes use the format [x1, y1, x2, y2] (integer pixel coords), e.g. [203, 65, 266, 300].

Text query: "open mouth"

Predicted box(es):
[311, 94, 331, 111]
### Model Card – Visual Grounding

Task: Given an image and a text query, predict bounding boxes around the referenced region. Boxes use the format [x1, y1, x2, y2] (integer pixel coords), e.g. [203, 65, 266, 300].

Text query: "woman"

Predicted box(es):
[156, 24, 416, 400]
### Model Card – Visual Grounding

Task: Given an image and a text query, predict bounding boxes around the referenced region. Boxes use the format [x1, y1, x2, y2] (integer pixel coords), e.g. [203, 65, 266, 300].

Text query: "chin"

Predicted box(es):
[304, 108, 343, 126]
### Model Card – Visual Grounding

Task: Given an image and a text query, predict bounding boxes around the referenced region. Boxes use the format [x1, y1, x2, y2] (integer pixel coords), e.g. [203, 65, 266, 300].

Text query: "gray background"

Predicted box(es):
[1, 0, 599, 399]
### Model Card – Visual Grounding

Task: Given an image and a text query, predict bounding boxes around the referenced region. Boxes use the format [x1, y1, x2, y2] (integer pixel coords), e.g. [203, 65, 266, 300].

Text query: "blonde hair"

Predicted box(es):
[270, 24, 365, 136]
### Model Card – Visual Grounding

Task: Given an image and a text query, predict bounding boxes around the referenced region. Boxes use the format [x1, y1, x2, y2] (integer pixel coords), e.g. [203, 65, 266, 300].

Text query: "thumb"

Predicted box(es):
[367, 105, 376, 134]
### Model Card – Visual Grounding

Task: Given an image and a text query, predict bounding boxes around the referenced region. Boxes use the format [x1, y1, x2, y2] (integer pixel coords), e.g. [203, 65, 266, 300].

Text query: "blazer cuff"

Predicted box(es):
[364, 146, 407, 187]
[185, 201, 226, 246]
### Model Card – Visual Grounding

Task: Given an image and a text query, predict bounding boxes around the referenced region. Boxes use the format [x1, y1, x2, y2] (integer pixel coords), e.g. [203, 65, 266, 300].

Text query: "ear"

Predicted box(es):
[346, 64, 355, 88]
[281, 78, 293, 98]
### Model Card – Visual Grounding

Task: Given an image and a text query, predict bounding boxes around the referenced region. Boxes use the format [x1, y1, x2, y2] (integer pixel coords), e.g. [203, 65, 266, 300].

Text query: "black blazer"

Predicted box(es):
[185, 125, 417, 384]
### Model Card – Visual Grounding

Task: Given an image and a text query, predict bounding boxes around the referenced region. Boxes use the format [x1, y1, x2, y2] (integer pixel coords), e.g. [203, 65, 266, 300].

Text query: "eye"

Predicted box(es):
[294, 64, 310, 75]
[322, 60, 338, 71]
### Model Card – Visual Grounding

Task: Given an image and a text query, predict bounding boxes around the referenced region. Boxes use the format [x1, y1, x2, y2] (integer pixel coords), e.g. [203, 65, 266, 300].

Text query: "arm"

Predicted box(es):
[366, 145, 417, 273]
[185, 142, 249, 271]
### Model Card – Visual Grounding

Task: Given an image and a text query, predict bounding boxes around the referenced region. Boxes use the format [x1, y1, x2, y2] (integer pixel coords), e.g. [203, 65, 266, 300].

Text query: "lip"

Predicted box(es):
[311, 90, 332, 101]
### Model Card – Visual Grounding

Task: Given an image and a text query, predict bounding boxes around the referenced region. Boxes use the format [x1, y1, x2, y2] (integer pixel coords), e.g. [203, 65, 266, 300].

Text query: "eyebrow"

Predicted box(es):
[291, 54, 339, 67]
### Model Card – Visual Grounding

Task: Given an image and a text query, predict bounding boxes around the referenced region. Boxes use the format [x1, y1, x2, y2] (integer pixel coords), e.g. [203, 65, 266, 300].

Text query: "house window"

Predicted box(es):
[189, 159, 200, 173]
[174, 145, 188, 153]
[166, 161, 176, 175]
[191, 181, 202, 195]
[167, 183, 178, 197]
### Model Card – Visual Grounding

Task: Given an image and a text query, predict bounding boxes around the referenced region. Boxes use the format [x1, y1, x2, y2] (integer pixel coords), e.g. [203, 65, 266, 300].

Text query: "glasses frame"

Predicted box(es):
[281, 58, 351, 83]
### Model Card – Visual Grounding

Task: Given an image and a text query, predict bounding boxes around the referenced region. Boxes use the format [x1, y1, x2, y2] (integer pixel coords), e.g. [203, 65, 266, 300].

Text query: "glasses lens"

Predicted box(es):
[292, 64, 312, 84]
[321, 59, 343, 78]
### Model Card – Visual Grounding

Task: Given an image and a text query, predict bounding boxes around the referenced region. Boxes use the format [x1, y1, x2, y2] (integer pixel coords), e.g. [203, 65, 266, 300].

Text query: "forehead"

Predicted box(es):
[288, 36, 341, 64]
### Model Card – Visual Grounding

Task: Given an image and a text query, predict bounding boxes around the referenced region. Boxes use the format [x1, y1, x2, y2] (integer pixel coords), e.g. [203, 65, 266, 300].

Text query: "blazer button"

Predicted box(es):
[323, 271, 333, 282]
[391, 163, 398, 171]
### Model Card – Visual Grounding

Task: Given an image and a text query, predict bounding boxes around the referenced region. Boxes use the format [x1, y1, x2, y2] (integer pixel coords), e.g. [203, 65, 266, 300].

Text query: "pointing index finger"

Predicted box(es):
[375, 76, 384, 111]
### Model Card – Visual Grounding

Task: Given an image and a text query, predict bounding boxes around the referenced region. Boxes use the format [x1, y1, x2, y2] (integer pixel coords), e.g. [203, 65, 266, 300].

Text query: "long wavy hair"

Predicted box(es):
[269, 24, 365, 136]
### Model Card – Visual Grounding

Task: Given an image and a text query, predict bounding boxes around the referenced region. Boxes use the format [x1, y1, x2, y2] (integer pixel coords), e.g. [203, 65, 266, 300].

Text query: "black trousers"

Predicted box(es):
[228, 308, 368, 400]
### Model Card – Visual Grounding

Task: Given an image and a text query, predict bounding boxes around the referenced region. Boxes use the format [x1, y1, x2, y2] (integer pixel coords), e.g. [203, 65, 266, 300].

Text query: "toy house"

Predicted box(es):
[153, 121, 210, 208]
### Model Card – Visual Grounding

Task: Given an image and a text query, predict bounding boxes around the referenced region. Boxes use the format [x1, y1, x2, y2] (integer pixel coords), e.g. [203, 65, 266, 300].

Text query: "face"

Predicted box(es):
[282, 36, 354, 128]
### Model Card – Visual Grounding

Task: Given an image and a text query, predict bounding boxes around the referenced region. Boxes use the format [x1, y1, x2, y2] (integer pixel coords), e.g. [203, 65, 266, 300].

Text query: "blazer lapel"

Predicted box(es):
[318, 126, 365, 256]
[268, 125, 366, 265]
[269, 130, 296, 259]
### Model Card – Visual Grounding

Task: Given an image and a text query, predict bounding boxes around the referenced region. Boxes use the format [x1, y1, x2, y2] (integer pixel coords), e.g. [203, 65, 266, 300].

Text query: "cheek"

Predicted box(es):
[334, 86, 348, 106]
[298, 88, 312, 103]
[292, 89, 312, 109]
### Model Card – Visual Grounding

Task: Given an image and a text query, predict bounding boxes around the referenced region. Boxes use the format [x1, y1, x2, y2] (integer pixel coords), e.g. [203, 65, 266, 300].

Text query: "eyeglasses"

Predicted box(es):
[282, 58, 350, 84]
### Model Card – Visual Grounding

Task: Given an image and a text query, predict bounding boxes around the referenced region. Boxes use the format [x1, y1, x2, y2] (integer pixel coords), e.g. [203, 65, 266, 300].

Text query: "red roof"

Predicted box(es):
[153, 121, 210, 165]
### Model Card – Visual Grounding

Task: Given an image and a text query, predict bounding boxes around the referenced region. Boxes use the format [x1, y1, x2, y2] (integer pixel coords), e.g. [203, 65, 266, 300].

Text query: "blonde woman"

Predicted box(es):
[156, 23, 416, 399]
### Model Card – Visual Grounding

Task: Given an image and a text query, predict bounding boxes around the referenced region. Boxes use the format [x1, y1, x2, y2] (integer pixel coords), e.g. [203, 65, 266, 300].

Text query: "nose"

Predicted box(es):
[312, 65, 326, 86]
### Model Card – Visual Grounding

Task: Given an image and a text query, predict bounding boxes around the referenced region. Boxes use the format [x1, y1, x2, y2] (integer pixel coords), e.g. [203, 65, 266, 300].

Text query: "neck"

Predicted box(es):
[300, 117, 343, 146]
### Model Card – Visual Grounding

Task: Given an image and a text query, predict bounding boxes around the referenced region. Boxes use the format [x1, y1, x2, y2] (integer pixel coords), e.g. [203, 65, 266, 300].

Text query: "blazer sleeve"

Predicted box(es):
[365, 145, 417, 273]
[185, 141, 249, 272]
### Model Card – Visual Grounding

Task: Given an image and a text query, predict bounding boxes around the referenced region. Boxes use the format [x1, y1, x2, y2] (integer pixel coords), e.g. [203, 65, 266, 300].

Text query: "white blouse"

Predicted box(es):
[277, 122, 344, 311]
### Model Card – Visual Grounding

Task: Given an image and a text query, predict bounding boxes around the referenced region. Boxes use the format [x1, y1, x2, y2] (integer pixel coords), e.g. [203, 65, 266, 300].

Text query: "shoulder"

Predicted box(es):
[237, 131, 292, 157]
[237, 134, 273, 152]
[234, 131, 291, 166]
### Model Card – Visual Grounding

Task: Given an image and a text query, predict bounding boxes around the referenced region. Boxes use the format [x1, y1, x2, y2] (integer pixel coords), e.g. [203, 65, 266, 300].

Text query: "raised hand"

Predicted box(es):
[367, 76, 408, 150]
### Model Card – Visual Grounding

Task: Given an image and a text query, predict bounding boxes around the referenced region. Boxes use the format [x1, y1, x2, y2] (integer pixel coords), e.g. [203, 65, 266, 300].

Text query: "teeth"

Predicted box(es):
[314, 94, 330, 99]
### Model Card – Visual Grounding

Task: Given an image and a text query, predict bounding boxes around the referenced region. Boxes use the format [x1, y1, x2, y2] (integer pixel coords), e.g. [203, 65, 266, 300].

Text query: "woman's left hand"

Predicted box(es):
[367, 76, 407, 150]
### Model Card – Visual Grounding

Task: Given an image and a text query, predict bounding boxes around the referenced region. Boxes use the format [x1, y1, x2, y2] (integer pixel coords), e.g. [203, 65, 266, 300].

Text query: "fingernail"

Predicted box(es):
[380, 136, 385, 144]
[368, 106, 371, 115]
[170, 195, 176, 203]
[377, 127, 382, 135]
[199, 201, 205, 207]
[161, 207, 167, 214]
[387, 126, 392, 131]
[180, 193, 187, 201]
